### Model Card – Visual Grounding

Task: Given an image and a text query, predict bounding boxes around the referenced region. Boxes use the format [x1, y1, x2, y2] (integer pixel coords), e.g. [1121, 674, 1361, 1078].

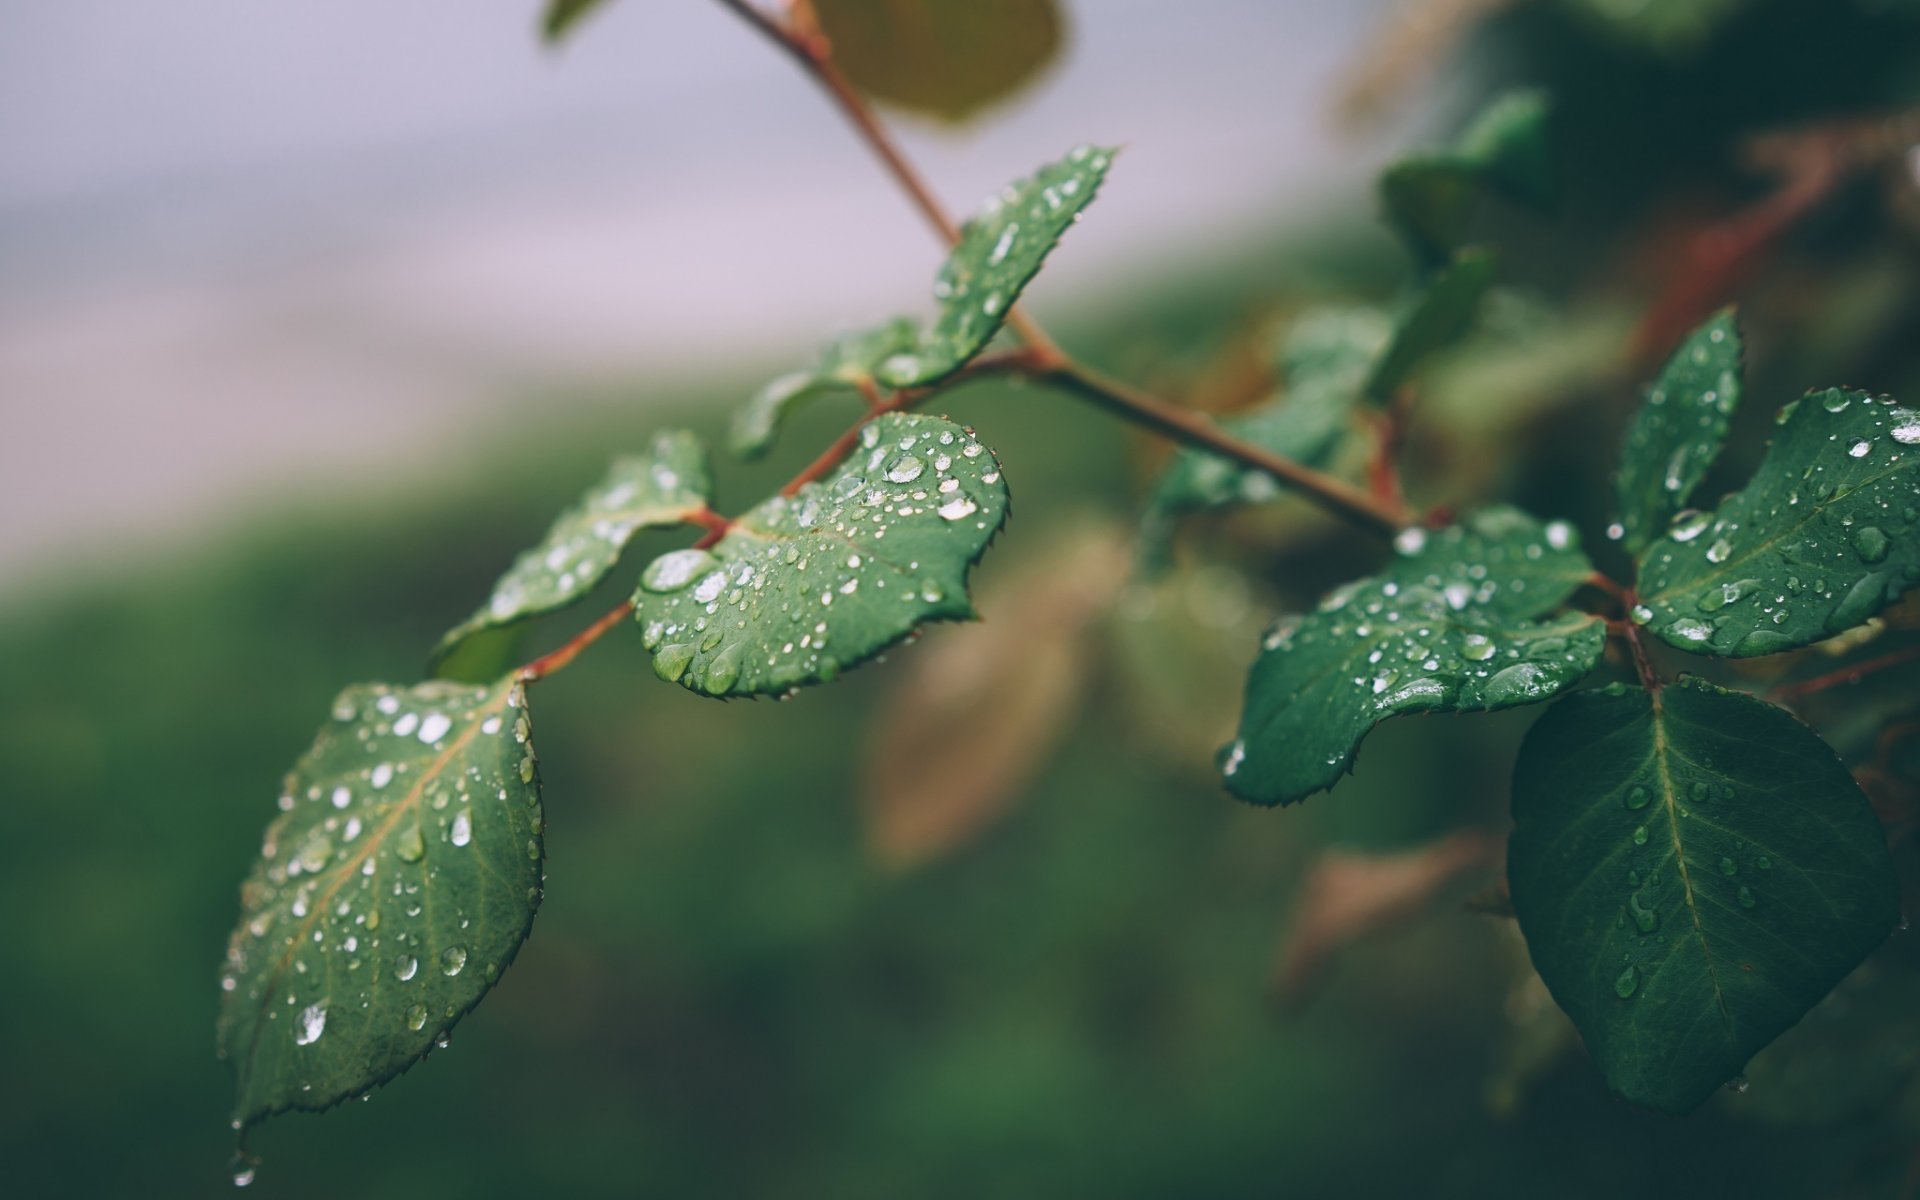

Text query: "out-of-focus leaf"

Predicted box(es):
[862, 523, 1129, 870]
[1562, 0, 1752, 55]
[1634, 390, 1920, 657]
[219, 678, 544, 1135]
[1271, 831, 1500, 1007]
[1508, 678, 1899, 1113]
[1485, 961, 1580, 1116]
[730, 319, 920, 459]
[1338, 0, 1524, 123]
[631, 413, 1008, 697]
[542, 0, 612, 43]
[433, 432, 711, 672]
[1727, 952, 1920, 1127]
[1365, 249, 1497, 403]
[814, 0, 1063, 123]
[1612, 309, 1743, 555]
[1106, 562, 1268, 764]
[1380, 91, 1552, 265]
[1224, 507, 1606, 807]
[878, 145, 1113, 389]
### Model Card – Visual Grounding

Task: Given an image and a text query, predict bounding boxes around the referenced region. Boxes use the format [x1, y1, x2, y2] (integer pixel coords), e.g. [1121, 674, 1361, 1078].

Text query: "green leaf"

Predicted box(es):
[813, 0, 1064, 123]
[432, 432, 711, 671]
[1150, 307, 1388, 514]
[875, 145, 1113, 389]
[1223, 507, 1607, 806]
[1634, 390, 1920, 657]
[219, 677, 544, 1134]
[1364, 249, 1497, 404]
[1612, 309, 1743, 555]
[729, 319, 919, 459]
[1507, 678, 1898, 1112]
[1380, 90, 1552, 265]
[632, 412, 1009, 697]
[541, 0, 611, 43]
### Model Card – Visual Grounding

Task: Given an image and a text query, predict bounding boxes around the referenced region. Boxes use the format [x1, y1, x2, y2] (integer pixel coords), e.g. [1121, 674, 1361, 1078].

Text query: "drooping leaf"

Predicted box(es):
[1223, 506, 1607, 807]
[632, 412, 1009, 697]
[1380, 90, 1552, 265]
[875, 145, 1113, 389]
[432, 432, 711, 672]
[813, 0, 1064, 123]
[1150, 307, 1388, 514]
[541, 0, 612, 43]
[1507, 678, 1898, 1112]
[1612, 309, 1743, 554]
[1634, 390, 1920, 657]
[1364, 249, 1497, 404]
[219, 677, 544, 1134]
[730, 319, 920, 459]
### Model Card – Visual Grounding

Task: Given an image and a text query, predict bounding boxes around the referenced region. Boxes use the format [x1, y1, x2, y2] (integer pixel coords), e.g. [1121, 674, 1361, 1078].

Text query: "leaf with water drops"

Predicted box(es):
[1380, 90, 1553, 266]
[1150, 307, 1387, 515]
[631, 412, 1009, 697]
[1612, 309, 1743, 555]
[1507, 677, 1897, 1112]
[432, 432, 711, 672]
[1634, 389, 1920, 656]
[874, 145, 1113, 389]
[1223, 506, 1606, 807]
[729, 319, 921, 459]
[218, 676, 545, 1135]
[1363, 249, 1496, 405]
[813, 0, 1063, 124]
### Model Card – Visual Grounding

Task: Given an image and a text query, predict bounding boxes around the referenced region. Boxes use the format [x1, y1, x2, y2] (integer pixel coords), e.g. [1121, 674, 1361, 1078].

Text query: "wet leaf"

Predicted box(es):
[1612, 309, 1743, 555]
[632, 413, 1009, 697]
[1364, 249, 1497, 404]
[1634, 389, 1920, 657]
[1508, 678, 1898, 1112]
[541, 0, 611, 43]
[1380, 90, 1552, 266]
[1224, 506, 1606, 806]
[876, 145, 1113, 389]
[433, 432, 711, 671]
[219, 677, 544, 1135]
[730, 319, 920, 459]
[814, 0, 1063, 123]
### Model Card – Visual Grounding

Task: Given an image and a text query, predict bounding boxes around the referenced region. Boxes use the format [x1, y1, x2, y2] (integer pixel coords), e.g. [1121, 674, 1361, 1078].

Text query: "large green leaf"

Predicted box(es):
[632, 412, 1009, 697]
[432, 432, 711, 672]
[1364, 249, 1497, 404]
[1223, 507, 1607, 806]
[1634, 389, 1920, 656]
[1508, 678, 1897, 1112]
[219, 677, 544, 1134]
[1150, 307, 1388, 514]
[1380, 90, 1552, 266]
[730, 319, 919, 459]
[875, 145, 1113, 389]
[1612, 310, 1743, 555]
[813, 0, 1063, 123]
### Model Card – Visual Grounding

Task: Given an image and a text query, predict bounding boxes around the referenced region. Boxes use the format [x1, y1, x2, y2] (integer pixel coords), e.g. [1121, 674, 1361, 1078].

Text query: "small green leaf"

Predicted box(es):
[1380, 90, 1552, 265]
[876, 145, 1113, 389]
[813, 0, 1064, 123]
[433, 432, 711, 671]
[632, 412, 1009, 697]
[1150, 307, 1388, 514]
[1364, 249, 1497, 404]
[1634, 389, 1920, 656]
[1223, 507, 1607, 806]
[541, 0, 611, 43]
[219, 677, 544, 1134]
[1612, 309, 1743, 555]
[730, 319, 920, 459]
[1508, 678, 1898, 1112]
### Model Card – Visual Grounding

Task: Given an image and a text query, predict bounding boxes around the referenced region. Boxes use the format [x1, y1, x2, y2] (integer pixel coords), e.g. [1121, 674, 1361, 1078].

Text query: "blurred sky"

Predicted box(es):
[0, 0, 1403, 588]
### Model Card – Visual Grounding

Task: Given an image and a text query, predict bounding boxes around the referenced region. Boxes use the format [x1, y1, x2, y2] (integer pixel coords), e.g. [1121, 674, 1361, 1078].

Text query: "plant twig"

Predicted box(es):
[518, 601, 635, 683]
[1770, 643, 1920, 705]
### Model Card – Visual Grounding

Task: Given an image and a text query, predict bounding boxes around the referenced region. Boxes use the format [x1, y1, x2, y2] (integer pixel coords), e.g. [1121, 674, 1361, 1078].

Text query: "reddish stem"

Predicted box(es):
[1770, 643, 1920, 705]
[518, 601, 635, 683]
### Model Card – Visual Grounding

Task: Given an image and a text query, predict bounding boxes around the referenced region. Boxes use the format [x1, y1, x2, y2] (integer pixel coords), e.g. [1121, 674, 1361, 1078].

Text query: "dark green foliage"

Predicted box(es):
[1612, 309, 1743, 555]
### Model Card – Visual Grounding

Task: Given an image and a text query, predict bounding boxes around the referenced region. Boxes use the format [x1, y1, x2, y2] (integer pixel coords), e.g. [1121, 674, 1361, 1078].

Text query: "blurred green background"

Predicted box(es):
[7, 0, 1920, 1196]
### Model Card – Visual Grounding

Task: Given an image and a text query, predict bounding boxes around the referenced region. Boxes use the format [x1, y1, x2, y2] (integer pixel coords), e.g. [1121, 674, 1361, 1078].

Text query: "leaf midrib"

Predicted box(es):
[1650, 688, 1733, 1028]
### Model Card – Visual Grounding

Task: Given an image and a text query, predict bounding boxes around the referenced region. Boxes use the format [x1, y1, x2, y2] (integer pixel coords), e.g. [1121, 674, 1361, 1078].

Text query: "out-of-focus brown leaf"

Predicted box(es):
[1270, 830, 1501, 1009]
[814, 0, 1064, 124]
[861, 522, 1129, 871]
[1336, 0, 1519, 125]
[1485, 956, 1578, 1117]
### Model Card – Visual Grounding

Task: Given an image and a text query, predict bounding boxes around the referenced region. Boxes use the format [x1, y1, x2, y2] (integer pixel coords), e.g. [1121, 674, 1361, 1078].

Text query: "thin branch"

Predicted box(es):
[1770, 642, 1920, 705]
[518, 601, 634, 683]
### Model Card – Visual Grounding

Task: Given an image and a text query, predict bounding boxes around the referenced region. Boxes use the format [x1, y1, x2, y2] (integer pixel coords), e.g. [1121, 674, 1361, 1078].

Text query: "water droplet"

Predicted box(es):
[1624, 786, 1651, 811]
[936, 496, 978, 521]
[1822, 392, 1852, 413]
[1628, 891, 1658, 933]
[394, 953, 418, 982]
[653, 642, 695, 683]
[1632, 825, 1648, 846]
[883, 455, 924, 483]
[1890, 411, 1920, 444]
[1460, 634, 1497, 662]
[640, 548, 717, 593]
[1615, 965, 1640, 998]
[295, 1002, 327, 1045]
[1737, 886, 1757, 909]
[1393, 527, 1428, 555]
[440, 946, 468, 976]
[1718, 857, 1737, 876]
[1847, 437, 1872, 458]
[449, 811, 472, 847]
[703, 643, 742, 695]
[1853, 526, 1890, 564]
[405, 1003, 428, 1031]
[417, 712, 452, 744]
[395, 824, 427, 864]
[1705, 538, 1733, 564]
[1668, 510, 1711, 543]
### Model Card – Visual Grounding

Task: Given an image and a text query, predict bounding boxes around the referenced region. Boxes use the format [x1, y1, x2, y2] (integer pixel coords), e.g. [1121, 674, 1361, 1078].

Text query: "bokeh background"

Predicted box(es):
[6, 1, 1920, 1196]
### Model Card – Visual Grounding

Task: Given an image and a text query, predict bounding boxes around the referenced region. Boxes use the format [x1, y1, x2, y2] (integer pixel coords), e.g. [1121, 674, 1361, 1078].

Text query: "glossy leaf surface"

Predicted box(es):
[1613, 309, 1743, 555]
[219, 678, 544, 1133]
[632, 413, 1009, 697]
[1508, 678, 1897, 1112]
[730, 320, 919, 459]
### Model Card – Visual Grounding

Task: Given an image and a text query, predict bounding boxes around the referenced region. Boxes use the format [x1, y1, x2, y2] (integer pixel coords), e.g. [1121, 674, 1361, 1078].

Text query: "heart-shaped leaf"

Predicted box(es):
[1508, 678, 1898, 1112]
[219, 677, 544, 1134]
[433, 432, 711, 672]
[1612, 309, 1743, 555]
[1634, 389, 1920, 656]
[1223, 507, 1607, 806]
[632, 412, 1009, 697]
[730, 319, 920, 459]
